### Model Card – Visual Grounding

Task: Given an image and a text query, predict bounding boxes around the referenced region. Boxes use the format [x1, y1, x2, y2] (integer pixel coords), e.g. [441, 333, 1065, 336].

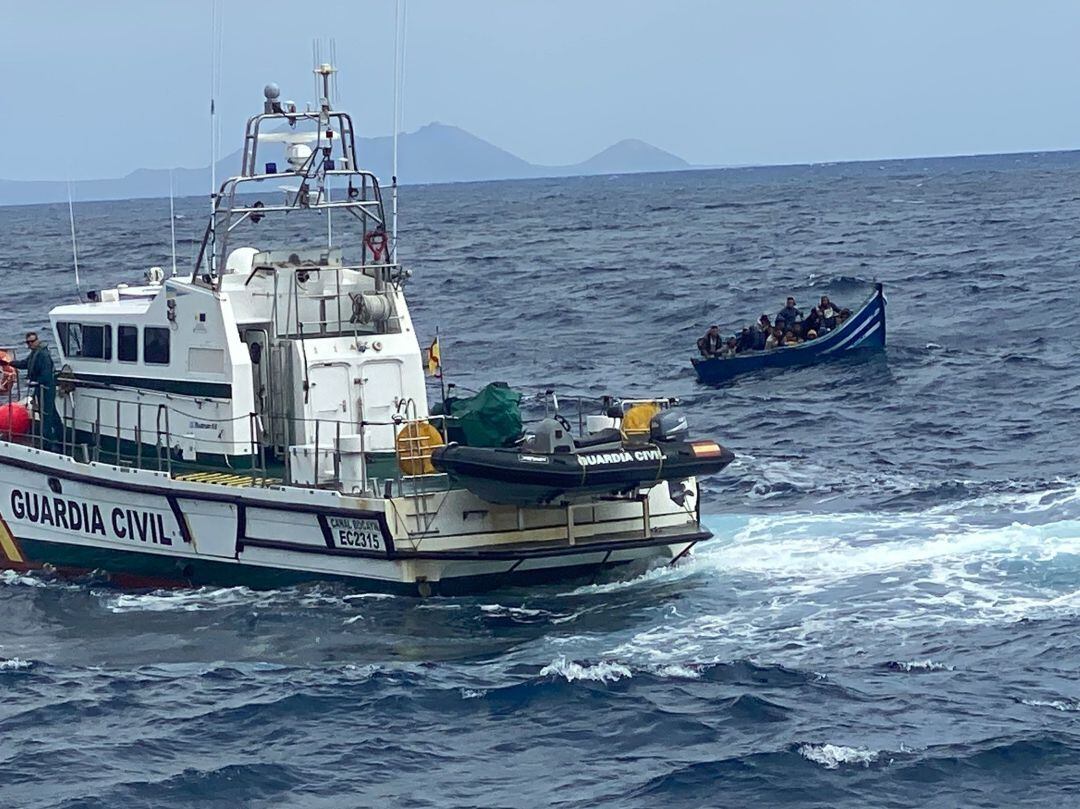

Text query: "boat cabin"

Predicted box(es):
[46, 70, 429, 490]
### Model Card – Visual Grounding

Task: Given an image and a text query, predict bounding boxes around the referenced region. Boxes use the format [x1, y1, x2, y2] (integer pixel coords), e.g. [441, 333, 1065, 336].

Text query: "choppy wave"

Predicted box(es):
[798, 743, 881, 769]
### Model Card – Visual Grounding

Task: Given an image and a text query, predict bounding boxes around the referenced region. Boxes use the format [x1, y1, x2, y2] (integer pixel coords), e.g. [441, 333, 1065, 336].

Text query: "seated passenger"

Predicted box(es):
[765, 326, 783, 350]
[775, 296, 802, 332]
[697, 325, 723, 357]
[720, 337, 738, 358]
[751, 315, 770, 350]
[819, 295, 841, 329]
[784, 330, 801, 346]
[837, 308, 851, 325]
[803, 307, 822, 336]
[805, 329, 819, 340]
[736, 326, 755, 353]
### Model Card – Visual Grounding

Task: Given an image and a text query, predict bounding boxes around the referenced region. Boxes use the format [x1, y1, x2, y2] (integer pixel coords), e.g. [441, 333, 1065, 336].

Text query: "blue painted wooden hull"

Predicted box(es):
[692, 284, 887, 385]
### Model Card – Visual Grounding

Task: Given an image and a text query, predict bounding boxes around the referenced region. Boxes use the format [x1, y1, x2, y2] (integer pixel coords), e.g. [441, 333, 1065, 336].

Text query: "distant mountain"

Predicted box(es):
[570, 138, 689, 175]
[0, 123, 693, 206]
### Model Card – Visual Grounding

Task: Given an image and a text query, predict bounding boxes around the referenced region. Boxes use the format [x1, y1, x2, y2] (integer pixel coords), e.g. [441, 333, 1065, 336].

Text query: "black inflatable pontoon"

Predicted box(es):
[431, 434, 734, 506]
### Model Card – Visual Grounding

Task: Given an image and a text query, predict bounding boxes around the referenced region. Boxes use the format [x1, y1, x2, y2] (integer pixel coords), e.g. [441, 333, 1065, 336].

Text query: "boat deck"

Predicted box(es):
[173, 471, 284, 487]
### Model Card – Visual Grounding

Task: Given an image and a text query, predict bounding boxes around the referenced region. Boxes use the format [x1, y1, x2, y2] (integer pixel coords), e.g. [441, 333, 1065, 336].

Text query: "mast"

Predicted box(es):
[207, 0, 223, 275]
[66, 181, 81, 299]
[391, 0, 408, 262]
[169, 170, 178, 277]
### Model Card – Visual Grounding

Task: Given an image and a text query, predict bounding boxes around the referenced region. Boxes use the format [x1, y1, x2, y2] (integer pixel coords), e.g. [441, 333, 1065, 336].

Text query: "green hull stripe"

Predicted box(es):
[74, 372, 232, 399]
[9, 536, 638, 596]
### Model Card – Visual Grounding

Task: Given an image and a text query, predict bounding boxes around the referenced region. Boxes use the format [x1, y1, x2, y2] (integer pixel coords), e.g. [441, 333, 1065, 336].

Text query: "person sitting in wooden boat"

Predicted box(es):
[783, 330, 801, 346]
[697, 325, 723, 357]
[805, 329, 819, 340]
[765, 326, 783, 350]
[736, 326, 756, 353]
[803, 306, 823, 337]
[751, 315, 771, 350]
[775, 297, 802, 332]
[720, 337, 738, 358]
[819, 295, 841, 330]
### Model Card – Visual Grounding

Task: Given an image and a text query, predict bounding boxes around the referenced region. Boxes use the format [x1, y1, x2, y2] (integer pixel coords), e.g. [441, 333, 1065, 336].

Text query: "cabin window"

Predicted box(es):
[144, 327, 170, 365]
[118, 325, 138, 363]
[58, 322, 112, 360]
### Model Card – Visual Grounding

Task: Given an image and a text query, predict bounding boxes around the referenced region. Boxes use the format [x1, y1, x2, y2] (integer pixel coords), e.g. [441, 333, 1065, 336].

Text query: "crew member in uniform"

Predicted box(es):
[2, 332, 63, 449]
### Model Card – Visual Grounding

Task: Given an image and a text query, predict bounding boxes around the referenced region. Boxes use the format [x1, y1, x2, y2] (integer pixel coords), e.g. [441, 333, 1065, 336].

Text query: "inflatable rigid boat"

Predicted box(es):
[430, 412, 735, 507]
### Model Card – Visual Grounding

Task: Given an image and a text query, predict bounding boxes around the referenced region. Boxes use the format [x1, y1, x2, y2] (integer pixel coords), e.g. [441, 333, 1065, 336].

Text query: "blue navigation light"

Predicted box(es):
[265, 162, 277, 174]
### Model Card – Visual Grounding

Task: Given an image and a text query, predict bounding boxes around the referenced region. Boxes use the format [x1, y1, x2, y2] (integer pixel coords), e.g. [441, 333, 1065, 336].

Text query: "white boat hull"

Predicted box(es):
[0, 441, 709, 595]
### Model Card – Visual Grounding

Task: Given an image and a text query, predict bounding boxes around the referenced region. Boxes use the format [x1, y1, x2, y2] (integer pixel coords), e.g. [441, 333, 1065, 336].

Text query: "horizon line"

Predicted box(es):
[1, 143, 1076, 209]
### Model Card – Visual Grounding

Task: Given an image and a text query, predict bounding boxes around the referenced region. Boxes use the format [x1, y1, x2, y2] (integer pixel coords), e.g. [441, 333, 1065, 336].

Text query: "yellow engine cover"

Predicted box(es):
[621, 402, 661, 438]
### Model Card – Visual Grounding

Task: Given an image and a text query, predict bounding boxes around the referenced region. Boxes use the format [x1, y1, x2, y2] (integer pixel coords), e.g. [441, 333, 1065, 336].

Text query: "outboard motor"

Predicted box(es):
[532, 418, 576, 454]
[649, 409, 689, 442]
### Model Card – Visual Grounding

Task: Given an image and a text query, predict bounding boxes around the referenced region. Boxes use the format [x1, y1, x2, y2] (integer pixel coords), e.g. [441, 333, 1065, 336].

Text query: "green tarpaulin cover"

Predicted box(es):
[434, 382, 523, 448]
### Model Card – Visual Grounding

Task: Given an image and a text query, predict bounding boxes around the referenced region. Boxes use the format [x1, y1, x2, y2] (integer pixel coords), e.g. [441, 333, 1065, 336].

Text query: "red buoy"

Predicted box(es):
[0, 403, 31, 437]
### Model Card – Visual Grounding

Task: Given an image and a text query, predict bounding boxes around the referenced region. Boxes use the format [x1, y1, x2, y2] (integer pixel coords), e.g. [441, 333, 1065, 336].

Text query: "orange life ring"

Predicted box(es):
[0, 350, 16, 395]
[364, 229, 389, 262]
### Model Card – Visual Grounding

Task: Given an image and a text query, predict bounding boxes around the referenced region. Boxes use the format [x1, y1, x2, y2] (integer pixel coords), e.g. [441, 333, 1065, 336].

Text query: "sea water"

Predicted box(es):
[2, 152, 1079, 807]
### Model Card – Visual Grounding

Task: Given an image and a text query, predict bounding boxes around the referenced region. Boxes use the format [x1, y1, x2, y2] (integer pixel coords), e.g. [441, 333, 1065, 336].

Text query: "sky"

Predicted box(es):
[2, 0, 1080, 181]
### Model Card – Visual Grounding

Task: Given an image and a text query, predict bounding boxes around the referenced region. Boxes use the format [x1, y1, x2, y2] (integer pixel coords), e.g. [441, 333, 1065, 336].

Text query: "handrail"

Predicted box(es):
[43, 386, 685, 494]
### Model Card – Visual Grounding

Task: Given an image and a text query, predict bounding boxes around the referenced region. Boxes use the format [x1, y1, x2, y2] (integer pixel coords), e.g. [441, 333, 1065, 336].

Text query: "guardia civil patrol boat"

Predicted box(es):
[0, 67, 732, 595]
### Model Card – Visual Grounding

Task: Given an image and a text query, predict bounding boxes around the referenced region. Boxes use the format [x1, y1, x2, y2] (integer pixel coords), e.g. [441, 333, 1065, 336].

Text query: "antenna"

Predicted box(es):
[209, 0, 217, 215]
[169, 170, 178, 277]
[391, 0, 409, 262]
[312, 38, 339, 108]
[330, 39, 339, 105]
[66, 181, 81, 299]
[207, 0, 223, 275]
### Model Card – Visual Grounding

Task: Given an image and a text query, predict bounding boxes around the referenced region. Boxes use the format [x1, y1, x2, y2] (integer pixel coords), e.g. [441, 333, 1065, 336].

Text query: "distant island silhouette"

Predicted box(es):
[0, 123, 691, 206]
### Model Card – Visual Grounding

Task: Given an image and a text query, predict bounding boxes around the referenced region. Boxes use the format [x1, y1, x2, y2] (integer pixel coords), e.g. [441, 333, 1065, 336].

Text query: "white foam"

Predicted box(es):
[540, 656, 632, 684]
[0, 657, 33, 671]
[798, 743, 879, 769]
[891, 660, 954, 672]
[341, 663, 382, 680]
[562, 555, 700, 596]
[342, 593, 396, 601]
[699, 506, 1080, 598]
[1022, 698, 1080, 712]
[650, 663, 703, 680]
[593, 487, 1080, 669]
[0, 570, 46, 588]
[104, 586, 259, 613]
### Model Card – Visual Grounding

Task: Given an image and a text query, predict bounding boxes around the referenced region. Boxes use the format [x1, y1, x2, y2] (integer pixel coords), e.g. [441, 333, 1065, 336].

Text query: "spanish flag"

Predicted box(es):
[426, 337, 441, 377]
